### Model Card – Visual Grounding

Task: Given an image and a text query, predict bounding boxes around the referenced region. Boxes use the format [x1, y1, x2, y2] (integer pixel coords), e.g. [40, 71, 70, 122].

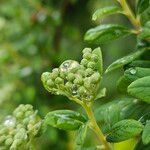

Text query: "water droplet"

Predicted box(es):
[3, 116, 16, 128]
[130, 69, 136, 75]
[72, 84, 78, 95]
[59, 60, 79, 72]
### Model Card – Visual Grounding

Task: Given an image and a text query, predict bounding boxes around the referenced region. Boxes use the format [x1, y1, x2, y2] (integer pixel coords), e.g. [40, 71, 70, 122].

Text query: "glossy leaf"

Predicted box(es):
[139, 21, 150, 40]
[106, 119, 144, 142]
[137, 0, 150, 14]
[76, 123, 88, 145]
[142, 121, 150, 144]
[84, 24, 130, 44]
[44, 110, 87, 131]
[128, 76, 150, 103]
[95, 87, 106, 100]
[92, 6, 122, 21]
[105, 49, 146, 73]
[127, 60, 150, 68]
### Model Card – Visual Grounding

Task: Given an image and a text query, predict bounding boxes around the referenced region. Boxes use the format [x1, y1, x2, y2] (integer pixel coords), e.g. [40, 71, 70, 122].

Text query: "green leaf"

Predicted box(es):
[139, 113, 150, 125]
[142, 121, 150, 144]
[139, 21, 150, 40]
[127, 60, 150, 68]
[137, 0, 150, 14]
[84, 24, 130, 44]
[76, 123, 88, 145]
[128, 76, 150, 103]
[95, 87, 106, 100]
[92, 6, 122, 21]
[44, 110, 87, 131]
[117, 76, 132, 93]
[105, 49, 146, 73]
[118, 67, 150, 93]
[106, 119, 144, 142]
[92, 47, 103, 74]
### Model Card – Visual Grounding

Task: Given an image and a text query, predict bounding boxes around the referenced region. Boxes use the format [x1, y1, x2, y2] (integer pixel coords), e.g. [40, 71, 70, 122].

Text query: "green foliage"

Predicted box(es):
[106, 119, 144, 143]
[44, 110, 86, 131]
[92, 6, 122, 21]
[84, 24, 130, 44]
[128, 76, 150, 103]
[105, 49, 146, 73]
[142, 121, 150, 145]
[0, 0, 150, 149]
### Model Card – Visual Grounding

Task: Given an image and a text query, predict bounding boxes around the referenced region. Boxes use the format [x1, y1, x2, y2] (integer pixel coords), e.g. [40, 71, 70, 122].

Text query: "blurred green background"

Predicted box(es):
[0, 0, 137, 149]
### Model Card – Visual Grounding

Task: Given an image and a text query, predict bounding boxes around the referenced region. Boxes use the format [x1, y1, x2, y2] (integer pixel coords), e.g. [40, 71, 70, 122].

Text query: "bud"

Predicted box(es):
[47, 79, 55, 87]
[80, 59, 88, 66]
[74, 75, 83, 85]
[78, 86, 87, 95]
[85, 68, 94, 76]
[55, 77, 64, 85]
[90, 72, 101, 83]
[82, 48, 92, 54]
[67, 73, 75, 81]
[87, 62, 96, 69]
[91, 54, 98, 62]
[83, 52, 91, 60]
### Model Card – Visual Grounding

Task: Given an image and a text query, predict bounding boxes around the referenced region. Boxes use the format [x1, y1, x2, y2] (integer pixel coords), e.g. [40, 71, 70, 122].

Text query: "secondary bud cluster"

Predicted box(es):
[0, 104, 42, 150]
[41, 47, 102, 101]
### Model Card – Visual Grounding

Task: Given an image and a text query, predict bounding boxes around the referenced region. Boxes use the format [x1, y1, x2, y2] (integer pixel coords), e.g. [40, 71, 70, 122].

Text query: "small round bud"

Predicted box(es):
[74, 75, 83, 85]
[41, 72, 50, 82]
[91, 54, 98, 62]
[0, 135, 6, 143]
[83, 52, 91, 59]
[47, 79, 55, 87]
[81, 59, 88, 66]
[59, 71, 66, 79]
[67, 73, 75, 81]
[5, 138, 13, 146]
[90, 72, 101, 83]
[84, 78, 91, 89]
[55, 77, 64, 84]
[50, 72, 58, 80]
[87, 62, 96, 69]
[85, 68, 94, 76]
[78, 86, 86, 95]
[65, 82, 73, 89]
[52, 68, 59, 75]
[82, 48, 92, 54]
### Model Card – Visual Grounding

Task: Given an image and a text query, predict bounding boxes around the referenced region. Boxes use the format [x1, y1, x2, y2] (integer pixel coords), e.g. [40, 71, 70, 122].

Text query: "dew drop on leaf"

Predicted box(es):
[130, 69, 136, 75]
[59, 60, 79, 72]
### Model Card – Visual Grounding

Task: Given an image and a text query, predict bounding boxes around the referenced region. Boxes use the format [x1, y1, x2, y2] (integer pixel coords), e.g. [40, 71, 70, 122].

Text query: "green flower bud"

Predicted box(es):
[0, 135, 6, 143]
[50, 72, 58, 80]
[47, 79, 55, 87]
[59, 71, 66, 79]
[52, 68, 59, 75]
[65, 82, 73, 89]
[67, 73, 75, 81]
[85, 68, 94, 76]
[83, 52, 91, 59]
[82, 48, 92, 54]
[78, 86, 86, 95]
[55, 77, 64, 84]
[80, 59, 88, 66]
[87, 62, 96, 69]
[84, 78, 91, 89]
[5, 138, 13, 146]
[41, 72, 50, 83]
[91, 54, 98, 62]
[90, 72, 101, 83]
[74, 75, 83, 85]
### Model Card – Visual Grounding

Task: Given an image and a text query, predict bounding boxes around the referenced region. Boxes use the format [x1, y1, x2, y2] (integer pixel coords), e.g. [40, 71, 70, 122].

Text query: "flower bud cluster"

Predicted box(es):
[0, 104, 42, 150]
[41, 47, 102, 101]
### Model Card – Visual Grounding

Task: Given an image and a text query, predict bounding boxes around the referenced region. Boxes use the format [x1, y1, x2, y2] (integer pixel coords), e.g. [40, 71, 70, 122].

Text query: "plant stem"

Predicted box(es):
[118, 0, 141, 29]
[82, 102, 111, 150]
